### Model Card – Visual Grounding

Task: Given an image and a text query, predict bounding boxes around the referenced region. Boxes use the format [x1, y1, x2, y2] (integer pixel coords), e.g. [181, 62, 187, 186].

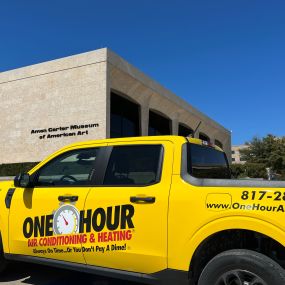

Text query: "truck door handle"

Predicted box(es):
[130, 196, 156, 204]
[58, 195, 78, 202]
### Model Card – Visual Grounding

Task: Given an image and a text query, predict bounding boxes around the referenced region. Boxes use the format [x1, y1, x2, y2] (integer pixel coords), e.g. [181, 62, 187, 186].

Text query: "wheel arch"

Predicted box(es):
[197, 249, 285, 285]
[185, 216, 285, 283]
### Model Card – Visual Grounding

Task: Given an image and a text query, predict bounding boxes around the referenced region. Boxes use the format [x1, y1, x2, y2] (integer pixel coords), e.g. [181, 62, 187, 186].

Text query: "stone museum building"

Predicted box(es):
[0, 48, 231, 164]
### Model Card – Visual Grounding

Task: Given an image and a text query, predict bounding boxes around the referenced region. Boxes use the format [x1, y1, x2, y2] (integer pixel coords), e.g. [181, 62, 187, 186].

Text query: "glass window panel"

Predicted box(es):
[35, 148, 99, 186]
[187, 144, 231, 179]
[103, 145, 162, 186]
[148, 111, 171, 136]
[178, 124, 193, 137]
[199, 133, 210, 142]
[110, 93, 140, 138]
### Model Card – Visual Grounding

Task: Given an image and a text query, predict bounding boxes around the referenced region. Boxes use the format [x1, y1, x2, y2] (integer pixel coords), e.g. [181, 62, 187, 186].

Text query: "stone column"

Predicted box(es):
[140, 104, 149, 136]
[139, 94, 152, 136]
[171, 117, 179, 135]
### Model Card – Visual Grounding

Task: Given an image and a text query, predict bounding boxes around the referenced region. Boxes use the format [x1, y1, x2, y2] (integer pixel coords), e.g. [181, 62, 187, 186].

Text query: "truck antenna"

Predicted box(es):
[193, 121, 202, 137]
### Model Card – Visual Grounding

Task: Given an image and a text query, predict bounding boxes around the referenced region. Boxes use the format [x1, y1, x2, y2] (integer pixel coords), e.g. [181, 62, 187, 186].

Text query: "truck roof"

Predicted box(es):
[59, 135, 224, 153]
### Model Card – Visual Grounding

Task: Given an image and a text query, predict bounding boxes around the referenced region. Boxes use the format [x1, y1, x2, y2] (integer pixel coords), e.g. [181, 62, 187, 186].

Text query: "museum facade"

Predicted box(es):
[0, 48, 231, 164]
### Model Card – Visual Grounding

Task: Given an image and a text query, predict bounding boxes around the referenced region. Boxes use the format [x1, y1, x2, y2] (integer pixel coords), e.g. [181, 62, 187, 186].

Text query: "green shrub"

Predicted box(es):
[0, 162, 39, 176]
[231, 162, 267, 179]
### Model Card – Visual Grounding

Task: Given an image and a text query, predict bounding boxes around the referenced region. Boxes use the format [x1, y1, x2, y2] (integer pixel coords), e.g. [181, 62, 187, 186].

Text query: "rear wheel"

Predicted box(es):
[198, 249, 285, 285]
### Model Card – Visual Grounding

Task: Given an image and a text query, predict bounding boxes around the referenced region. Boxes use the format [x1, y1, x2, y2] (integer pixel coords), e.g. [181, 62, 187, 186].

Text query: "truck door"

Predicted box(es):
[83, 141, 173, 274]
[9, 146, 103, 264]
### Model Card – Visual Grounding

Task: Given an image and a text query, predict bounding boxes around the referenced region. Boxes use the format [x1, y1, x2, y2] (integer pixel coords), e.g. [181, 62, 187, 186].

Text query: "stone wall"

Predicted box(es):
[107, 49, 231, 159]
[0, 48, 231, 163]
[0, 50, 108, 163]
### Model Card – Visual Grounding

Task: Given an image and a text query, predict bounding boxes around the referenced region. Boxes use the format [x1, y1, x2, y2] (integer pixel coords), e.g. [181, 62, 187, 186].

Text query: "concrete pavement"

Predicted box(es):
[0, 262, 139, 285]
[0, 177, 13, 181]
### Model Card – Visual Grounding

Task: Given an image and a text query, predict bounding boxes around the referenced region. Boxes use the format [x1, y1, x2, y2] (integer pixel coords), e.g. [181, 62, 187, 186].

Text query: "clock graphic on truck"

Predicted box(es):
[53, 204, 80, 235]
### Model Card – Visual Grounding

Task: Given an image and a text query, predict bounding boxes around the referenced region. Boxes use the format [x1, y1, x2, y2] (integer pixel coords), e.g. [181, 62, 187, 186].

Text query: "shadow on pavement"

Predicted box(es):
[0, 262, 140, 285]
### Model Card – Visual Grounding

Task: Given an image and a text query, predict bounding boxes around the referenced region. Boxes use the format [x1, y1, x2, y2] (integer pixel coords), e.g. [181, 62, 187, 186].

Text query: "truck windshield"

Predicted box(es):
[187, 143, 231, 179]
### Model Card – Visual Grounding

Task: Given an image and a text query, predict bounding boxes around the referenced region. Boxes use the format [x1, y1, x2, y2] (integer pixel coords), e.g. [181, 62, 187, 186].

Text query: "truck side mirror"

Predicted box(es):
[14, 173, 31, 188]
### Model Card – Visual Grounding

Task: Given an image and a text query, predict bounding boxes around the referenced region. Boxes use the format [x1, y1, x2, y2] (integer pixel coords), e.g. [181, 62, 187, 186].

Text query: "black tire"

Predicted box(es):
[198, 249, 285, 285]
[0, 235, 7, 273]
[0, 254, 6, 273]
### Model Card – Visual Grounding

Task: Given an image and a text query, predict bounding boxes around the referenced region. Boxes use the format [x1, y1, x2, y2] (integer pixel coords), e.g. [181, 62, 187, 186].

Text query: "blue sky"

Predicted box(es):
[1, 0, 284, 145]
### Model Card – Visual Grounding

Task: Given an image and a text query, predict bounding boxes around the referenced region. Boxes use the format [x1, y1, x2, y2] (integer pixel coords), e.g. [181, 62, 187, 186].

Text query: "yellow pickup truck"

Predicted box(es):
[1, 136, 285, 285]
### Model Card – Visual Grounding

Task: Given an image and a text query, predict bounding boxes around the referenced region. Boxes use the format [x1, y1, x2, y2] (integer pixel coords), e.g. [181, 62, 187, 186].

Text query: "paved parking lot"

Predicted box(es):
[0, 262, 139, 285]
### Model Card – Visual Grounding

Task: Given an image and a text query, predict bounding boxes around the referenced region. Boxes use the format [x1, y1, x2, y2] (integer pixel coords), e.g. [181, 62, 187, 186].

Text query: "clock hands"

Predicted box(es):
[62, 215, 69, 226]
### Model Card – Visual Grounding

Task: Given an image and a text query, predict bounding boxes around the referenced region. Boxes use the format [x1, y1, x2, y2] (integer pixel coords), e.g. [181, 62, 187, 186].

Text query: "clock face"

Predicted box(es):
[53, 204, 80, 235]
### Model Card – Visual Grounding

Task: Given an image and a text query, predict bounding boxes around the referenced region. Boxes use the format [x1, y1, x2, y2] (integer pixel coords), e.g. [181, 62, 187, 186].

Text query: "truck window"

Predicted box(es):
[103, 145, 163, 186]
[34, 148, 99, 186]
[187, 143, 231, 179]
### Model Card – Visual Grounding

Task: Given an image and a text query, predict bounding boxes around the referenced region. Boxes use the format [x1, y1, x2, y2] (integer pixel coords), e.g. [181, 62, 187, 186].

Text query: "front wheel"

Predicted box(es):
[0, 235, 7, 274]
[198, 249, 285, 285]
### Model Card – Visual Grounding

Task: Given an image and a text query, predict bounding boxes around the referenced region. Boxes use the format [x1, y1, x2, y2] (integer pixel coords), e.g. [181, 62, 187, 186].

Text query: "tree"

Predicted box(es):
[239, 135, 285, 179]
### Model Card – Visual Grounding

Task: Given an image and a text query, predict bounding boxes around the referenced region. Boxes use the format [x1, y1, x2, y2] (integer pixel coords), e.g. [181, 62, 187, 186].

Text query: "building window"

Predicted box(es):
[232, 158, 236, 162]
[178, 124, 193, 137]
[215, 139, 223, 149]
[110, 92, 140, 138]
[199, 133, 210, 142]
[148, 110, 171, 136]
[232, 150, 235, 154]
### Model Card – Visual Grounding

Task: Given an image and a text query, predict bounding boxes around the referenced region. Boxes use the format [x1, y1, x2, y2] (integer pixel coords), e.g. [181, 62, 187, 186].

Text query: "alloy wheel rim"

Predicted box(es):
[215, 269, 267, 285]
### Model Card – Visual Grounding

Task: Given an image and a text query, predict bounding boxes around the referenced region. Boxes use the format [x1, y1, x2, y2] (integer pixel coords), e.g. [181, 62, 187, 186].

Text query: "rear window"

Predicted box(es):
[187, 143, 231, 179]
